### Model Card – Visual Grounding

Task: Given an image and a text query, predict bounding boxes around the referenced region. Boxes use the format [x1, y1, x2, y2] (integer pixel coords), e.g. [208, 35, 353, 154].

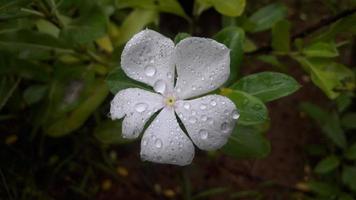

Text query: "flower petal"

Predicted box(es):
[140, 107, 195, 166]
[175, 95, 238, 150]
[174, 38, 230, 99]
[110, 88, 164, 139]
[121, 29, 175, 95]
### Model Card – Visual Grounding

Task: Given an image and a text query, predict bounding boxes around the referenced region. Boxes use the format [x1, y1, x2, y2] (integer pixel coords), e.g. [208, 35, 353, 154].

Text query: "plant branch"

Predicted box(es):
[247, 7, 356, 56]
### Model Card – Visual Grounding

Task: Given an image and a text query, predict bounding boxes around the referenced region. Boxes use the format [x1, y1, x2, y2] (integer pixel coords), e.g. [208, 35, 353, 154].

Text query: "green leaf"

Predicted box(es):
[0, 77, 21, 111]
[23, 85, 48, 105]
[195, 0, 245, 17]
[314, 155, 340, 174]
[295, 57, 355, 99]
[106, 68, 149, 94]
[249, 3, 288, 32]
[115, 9, 158, 46]
[306, 181, 340, 197]
[345, 143, 356, 160]
[342, 166, 356, 192]
[341, 113, 356, 130]
[0, 0, 30, 20]
[272, 19, 291, 52]
[231, 72, 300, 102]
[60, 4, 107, 44]
[0, 30, 73, 60]
[36, 19, 60, 38]
[46, 80, 109, 137]
[222, 89, 268, 125]
[302, 42, 339, 58]
[301, 102, 347, 149]
[174, 32, 190, 44]
[214, 27, 245, 84]
[94, 120, 134, 144]
[338, 194, 354, 200]
[257, 55, 286, 71]
[243, 37, 257, 52]
[222, 125, 271, 158]
[116, 0, 188, 19]
[192, 187, 229, 200]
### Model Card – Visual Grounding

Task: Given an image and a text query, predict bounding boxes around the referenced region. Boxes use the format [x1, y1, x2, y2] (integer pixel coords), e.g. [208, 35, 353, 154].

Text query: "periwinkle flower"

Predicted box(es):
[110, 29, 239, 166]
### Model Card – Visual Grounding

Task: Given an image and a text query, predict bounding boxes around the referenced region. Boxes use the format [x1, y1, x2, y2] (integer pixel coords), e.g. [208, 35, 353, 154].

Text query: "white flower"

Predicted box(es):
[110, 29, 239, 166]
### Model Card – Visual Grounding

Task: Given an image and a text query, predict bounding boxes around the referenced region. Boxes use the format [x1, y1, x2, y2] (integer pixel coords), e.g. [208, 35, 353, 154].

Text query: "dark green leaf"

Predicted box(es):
[231, 72, 300, 102]
[222, 125, 271, 159]
[341, 113, 356, 130]
[342, 166, 356, 192]
[301, 102, 347, 149]
[106, 68, 149, 94]
[345, 143, 356, 160]
[174, 32, 190, 44]
[23, 85, 48, 105]
[94, 120, 134, 144]
[192, 187, 229, 200]
[249, 3, 288, 32]
[0, 77, 21, 111]
[222, 89, 268, 125]
[306, 181, 340, 197]
[272, 19, 291, 52]
[302, 42, 339, 58]
[314, 155, 340, 174]
[214, 27, 245, 84]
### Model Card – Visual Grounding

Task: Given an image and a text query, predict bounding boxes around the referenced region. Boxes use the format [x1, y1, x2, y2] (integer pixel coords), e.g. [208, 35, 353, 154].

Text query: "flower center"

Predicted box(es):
[165, 96, 176, 107]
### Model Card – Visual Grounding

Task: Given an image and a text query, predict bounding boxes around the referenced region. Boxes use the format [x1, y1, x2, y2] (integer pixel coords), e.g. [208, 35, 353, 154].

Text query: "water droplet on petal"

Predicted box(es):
[232, 110, 240, 120]
[221, 122, 230, 133]
[144, 66, 156, 77]
[142, 138, 148, 146]
[201, 115, 208, 121]
[199, 129, 208, 139]
[210, 100, 217, 106]
[135, 103, 148, 113]
[183, 102, 190, 110]
[199, 104, 207, 110]
[189, 117, 197, 124]
[192, 85, 197, 91]
[167, 72, 173, 79]
[155, 138, 162, 148]
[154, 80, 166, 94]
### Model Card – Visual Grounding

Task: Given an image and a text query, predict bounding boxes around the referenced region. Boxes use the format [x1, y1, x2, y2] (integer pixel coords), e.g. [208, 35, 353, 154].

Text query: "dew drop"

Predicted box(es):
[201, 115, 208, 121]
[199, 129, 208, 139]
[183, 102, 190, 110]
[232, 110, 240, 120]
[155, 138, 162, 148]
[144, 66, 156, 77]
[210, 100, 217, 106]
[192, 85, 197, 91]
[135, 103, 148, 113]
[142, 138, 148, 146]
[189, 117, 197, 124]
[167, 72, 173, 79]
[154, 80, 166, 94]
[221, 122, 230, 133]
[199, 104, 207, 110]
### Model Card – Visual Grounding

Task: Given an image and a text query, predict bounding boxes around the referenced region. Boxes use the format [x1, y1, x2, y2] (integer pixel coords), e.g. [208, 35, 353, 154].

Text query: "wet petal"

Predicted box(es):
[140, 107, 194, 166]
[174, 38, 230, 99]
[175, 95, 238, 150]
[110, 88, 164, 139]
[121, 29, 175, 95]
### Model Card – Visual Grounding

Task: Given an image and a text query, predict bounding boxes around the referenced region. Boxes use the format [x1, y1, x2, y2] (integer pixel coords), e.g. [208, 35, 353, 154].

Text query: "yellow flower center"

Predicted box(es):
[165, 96, 176, 107]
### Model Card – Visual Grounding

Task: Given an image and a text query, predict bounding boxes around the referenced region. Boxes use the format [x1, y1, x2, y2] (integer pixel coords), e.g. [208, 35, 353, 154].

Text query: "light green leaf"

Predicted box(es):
[249, 3, 288, 32]
[295, 57, 355, 99]
[302, 42, 339, 58]
[94, 120, 134, 144]
[231, 72, 300, 102]
[46, 80, 109, 137]
[341, 113, 356, 130]
[222, 125, 271, 159]
[314, 155, 340, 174]
[214, 27, 245, 84]
[272, 19, 291, 52]
[301, 102, 347, 149]
[115, 9, 158, 46]
[23, 85, 48, 105]
[106, 68, 149, 94]
[195, 0, 245, 17]
[116, 0, 188, 19]
[342, 166, 356, 192]
[345, 143, 356, 160]
[243, 37, 257, 52]
[36, 19, 60, 38]
[222, 89, 268, 125]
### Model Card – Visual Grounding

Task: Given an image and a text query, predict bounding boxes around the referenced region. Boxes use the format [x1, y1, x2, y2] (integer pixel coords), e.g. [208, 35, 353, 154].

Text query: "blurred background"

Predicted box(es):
[0, 0, 356, 199]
